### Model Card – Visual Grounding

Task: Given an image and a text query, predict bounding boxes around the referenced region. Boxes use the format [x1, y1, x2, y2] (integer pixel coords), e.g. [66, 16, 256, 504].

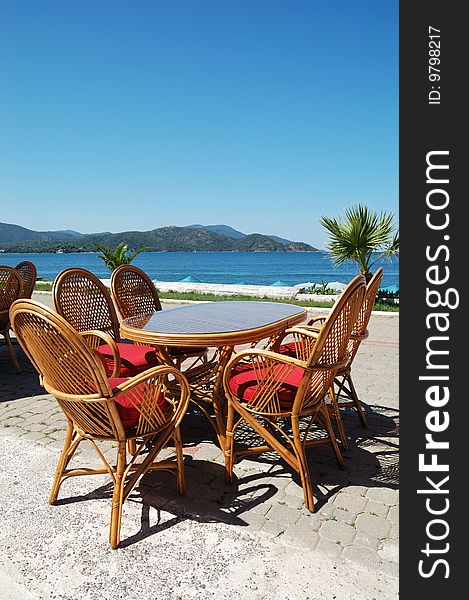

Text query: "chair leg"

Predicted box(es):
[173, 426, 185, 495]
[291, 416, 314, 512]
[347, 373, 368, 427]
[3, 329, 21, 373]
[329, 386, 349, 450]
[321, 403, 344, 468]
[49, 421, 77, 504]
[224, 402, 235, 483]
[109, 441, 126, 549]
[127, 439, 137, 455]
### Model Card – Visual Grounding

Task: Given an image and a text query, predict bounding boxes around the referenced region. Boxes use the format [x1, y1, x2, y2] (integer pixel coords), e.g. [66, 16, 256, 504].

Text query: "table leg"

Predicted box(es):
[153, 344, 234, 452]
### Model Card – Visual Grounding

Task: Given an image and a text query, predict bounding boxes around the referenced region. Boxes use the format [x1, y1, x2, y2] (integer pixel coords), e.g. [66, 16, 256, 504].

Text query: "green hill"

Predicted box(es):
[0, 222, 318, 253]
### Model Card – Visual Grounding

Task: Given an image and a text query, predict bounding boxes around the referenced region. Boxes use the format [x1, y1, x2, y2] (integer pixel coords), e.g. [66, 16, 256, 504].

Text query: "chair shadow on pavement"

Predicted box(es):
[0, 345, 44, 402]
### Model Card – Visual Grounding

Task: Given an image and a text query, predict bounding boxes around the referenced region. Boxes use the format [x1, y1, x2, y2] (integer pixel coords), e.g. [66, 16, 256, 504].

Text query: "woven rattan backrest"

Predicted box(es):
[308, 274, 366, 369]
[15, 261, 37, 298]
[53, 268, 121, 341]
[293, 274, 365, 410]
[347, 268, 384, 361]
[1, 267, 23, 330]
[10, 299, 111, 398]
[1, 267, 23, 311]
[111, 264, 162, 320]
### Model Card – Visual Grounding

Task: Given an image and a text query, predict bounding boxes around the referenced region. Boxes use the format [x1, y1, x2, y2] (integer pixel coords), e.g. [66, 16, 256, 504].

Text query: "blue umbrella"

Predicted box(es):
[180, 275, 202, 283]
[271, 280, 288, 286]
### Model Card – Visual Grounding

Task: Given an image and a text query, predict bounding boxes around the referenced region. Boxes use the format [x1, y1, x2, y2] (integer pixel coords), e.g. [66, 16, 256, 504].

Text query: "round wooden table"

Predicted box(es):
[121, 301, 307, 449]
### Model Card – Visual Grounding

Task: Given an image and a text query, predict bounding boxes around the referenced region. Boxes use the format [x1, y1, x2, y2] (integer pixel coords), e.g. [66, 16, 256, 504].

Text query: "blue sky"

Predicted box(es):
[0, 0, 398, 248]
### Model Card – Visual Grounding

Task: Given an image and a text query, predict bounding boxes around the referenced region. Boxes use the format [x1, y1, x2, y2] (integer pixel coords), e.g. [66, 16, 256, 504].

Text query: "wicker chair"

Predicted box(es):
[279, 268, 384, 431]
[111, 264, 208, 369]
[223, 274, 366, 512]
[15, 261, 37, 298]
[10, 299, 190, 548]
[0, 266, 24, 372]
[327, 268, 383, 427]
[53, 268, 160, 378]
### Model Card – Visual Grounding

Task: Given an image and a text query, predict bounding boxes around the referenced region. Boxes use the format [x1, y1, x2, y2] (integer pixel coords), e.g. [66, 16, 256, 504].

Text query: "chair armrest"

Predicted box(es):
[284, 326, 320, 338]
[272, 325, 320, 350]
[228, 347, 309, 372]
[350, 329, 369, 342]
[306, 315, 326, 327]
[227, 347, 349, 375]
[79, 330, 121, 378]
[112, 365, 191, 431]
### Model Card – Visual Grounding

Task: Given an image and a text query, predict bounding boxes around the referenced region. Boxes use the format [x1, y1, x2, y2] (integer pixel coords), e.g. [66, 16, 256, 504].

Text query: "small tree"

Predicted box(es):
[93, 242, 147, 272]
[321, 204, 399, 282]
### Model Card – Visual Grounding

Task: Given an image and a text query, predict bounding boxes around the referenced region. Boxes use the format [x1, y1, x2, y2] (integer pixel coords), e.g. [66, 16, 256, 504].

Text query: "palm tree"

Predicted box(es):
[321, 204, 399, 282]
[93, 242, 147, 272]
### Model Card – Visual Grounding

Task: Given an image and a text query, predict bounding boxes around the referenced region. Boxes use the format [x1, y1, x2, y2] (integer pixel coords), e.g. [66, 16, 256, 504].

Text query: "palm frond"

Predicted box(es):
[321, 204, 399, 277]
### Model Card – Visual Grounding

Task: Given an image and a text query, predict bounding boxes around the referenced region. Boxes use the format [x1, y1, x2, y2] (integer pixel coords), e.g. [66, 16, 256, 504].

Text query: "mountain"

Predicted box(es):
[266, 234, 296, 246]
[0, 222, 83, 244]
[0, 222, 318, 252]
[187, 224, 301, 246]
[80, 226, 317, 252]
[186, 224, 246, 239]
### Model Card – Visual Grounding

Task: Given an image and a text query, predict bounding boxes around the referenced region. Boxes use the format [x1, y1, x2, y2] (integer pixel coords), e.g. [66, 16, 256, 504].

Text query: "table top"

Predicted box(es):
[120, 301, 307, 347]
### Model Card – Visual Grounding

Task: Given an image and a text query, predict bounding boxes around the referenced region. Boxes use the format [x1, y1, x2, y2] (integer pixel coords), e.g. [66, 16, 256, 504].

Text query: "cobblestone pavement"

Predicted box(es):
[0, 294, 398, 578]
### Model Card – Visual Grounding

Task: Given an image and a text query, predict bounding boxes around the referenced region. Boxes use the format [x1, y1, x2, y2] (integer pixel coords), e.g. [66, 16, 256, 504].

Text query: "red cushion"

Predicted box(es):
[109, 377, 165, 428]
[98, 343, 158, 377]
[228, 362, 304, 409]
[278, 342, 297, 357]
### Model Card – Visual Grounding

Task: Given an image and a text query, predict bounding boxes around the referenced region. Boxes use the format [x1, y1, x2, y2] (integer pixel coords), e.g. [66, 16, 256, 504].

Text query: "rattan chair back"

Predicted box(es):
[346, 268, 384, 365]
[53, 268, 121, 341]
[1, 267, 23, 318]
[15, 261, 37, 298]
[11, 299, 112, 397]
[294, 273, 366, 412]
[1, 267, 24, 371]
[111, 264, 162, 319]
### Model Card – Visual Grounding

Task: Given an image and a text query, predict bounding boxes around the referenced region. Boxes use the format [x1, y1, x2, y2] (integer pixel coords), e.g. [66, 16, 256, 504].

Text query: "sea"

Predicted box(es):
[1, 251, 399, 290]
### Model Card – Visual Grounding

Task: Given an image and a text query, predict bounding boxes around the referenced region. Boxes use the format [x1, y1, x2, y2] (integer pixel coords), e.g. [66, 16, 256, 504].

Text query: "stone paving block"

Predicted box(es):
[366, 500, 389, 519]
[236, 508, 270, 529]
[378, 539, 399, 563]
[366, 487, 399, 505]
[281, 524, 319, 551]
[193, 443, 223, 462]
[319, 519, 356, 545]
[315, 502, 336, 520]
[342, 545, 382, 570]
[1, 417, 26, 426]
[333, 506, 359, 526]
[260, 517, 287, 538]
[20, 432, 50, 444]
[282, 493, 305, 511]
[355, 513, 391, 539]
[265, 500, 301, 528]
[388, 504, 399, 525]
[351, 530, 381, 551]
[332, 491, 368, 513]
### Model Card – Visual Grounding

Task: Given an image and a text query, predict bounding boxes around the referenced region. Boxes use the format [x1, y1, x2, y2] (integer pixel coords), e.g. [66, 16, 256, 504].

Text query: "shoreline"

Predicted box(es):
[34, 279, 399, 315]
